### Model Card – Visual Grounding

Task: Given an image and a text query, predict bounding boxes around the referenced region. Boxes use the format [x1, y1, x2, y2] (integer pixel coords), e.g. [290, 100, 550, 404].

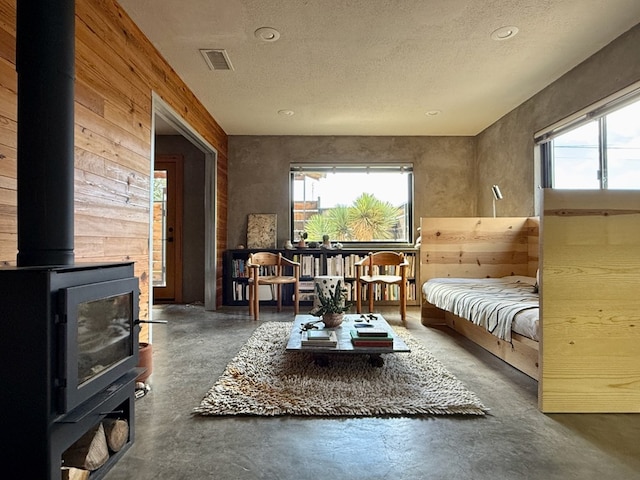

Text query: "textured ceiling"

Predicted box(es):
[119, 0, 640, 136]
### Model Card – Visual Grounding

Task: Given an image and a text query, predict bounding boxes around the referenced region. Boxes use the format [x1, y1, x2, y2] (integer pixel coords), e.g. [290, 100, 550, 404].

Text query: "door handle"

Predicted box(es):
[167, 237, 174, 242]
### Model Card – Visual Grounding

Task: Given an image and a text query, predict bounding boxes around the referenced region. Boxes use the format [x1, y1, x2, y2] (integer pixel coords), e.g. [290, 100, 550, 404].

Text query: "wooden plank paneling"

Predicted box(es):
[527, 217, 540, 277]
[0, 20, 14, 64]
[75, 123, 150, 176]
[75, 79, 105, 116]
[0, 185, 14, 205]
[0, 7, 30, 264]
[216, 152, 229, 303]
[419, 217, 539, 287]
[0, 57, 17, 92]
[75, 102, 149, 159]
[74, 171, 149, 210]
[540, 189, 640, 413]
[0, 89, 16, 124]
[0, 1, 15, 34]
[0, 230, 14, 262]
[75, 28, 151, 111]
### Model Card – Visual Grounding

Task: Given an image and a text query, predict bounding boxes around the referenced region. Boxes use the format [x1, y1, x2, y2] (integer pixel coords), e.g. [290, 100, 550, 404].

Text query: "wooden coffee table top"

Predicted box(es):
[286, 313, 410, 354]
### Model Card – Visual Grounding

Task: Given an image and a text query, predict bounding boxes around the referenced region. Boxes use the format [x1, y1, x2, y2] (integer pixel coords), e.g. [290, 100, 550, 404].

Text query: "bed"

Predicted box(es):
[419, 217, 541, 380]
[422, 275, 539, 342]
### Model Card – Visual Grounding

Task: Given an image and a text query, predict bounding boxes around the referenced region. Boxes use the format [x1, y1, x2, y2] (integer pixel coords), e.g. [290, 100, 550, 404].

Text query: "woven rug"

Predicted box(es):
[194, 322, 488, 417]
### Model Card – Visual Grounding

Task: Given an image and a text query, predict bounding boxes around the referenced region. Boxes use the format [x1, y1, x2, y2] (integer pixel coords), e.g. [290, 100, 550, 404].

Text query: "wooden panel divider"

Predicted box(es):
[539, 189, 640, 413]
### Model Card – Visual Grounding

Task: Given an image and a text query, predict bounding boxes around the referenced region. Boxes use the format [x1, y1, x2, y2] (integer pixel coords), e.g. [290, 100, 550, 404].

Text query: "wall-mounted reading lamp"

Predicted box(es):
[492, 185, 503, 218]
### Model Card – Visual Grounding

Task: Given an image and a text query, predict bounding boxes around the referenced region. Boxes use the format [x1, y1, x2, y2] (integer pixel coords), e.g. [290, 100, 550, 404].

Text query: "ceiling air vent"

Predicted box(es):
[200, 49, 234, 71]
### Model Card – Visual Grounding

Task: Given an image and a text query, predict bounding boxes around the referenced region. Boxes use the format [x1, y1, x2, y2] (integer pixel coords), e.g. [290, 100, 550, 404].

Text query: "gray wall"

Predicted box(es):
[227, 136, 475, 249]
[228, 22, 640, 245]
[155, 135, 206, 303]
[477, 23, 640, 217]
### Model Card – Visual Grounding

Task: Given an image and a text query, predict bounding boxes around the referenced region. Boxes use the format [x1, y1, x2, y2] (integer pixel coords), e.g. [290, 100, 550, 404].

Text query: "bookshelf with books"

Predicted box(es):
[223, 248, 419, 307]
[326, 249, 419, 307]
[223, 248, 281, 306]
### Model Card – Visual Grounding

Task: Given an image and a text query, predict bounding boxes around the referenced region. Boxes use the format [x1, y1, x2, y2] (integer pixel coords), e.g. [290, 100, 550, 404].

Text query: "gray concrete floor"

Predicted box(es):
[103, 305, 640, 480]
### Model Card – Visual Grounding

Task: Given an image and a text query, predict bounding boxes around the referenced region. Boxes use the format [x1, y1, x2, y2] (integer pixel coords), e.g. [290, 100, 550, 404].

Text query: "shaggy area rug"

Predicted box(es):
[194, 322, 488, 417]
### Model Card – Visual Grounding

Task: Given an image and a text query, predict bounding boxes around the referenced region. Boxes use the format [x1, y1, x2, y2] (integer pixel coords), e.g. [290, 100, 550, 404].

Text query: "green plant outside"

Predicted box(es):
[304, 193, 400, 242]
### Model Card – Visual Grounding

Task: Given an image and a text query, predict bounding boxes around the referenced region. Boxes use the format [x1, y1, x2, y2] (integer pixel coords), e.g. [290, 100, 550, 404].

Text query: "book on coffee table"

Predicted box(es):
[354, 328, 390, 337]
[301, 330, 338, 347]
[349, 330, 394, 347]
[307, 330, 332, 340]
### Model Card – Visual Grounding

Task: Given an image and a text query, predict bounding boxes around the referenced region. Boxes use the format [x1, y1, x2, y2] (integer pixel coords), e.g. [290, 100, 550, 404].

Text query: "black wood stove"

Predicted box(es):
[0, 263, 140, 479]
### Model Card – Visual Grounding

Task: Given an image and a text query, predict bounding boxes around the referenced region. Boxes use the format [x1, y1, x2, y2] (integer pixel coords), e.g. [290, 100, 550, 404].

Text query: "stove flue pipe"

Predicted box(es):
[16, 0, 75, 266]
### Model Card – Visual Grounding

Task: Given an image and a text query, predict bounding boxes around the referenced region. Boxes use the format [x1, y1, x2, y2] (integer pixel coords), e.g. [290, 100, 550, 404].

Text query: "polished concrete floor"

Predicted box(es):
[104, 305, 640, 480]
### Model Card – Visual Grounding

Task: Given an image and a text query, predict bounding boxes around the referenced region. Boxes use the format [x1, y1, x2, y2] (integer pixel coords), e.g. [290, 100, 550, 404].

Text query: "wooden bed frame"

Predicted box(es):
[422, 305, 540, 380]
[419, 217, 540, 380]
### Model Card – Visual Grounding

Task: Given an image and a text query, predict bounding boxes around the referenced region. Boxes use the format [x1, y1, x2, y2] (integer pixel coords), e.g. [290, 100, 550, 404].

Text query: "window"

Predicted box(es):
[606, 100, 640, 188]
[290, 164, 413, 245]
[550, 122, 600, 189]
[539, 90, 640, 189]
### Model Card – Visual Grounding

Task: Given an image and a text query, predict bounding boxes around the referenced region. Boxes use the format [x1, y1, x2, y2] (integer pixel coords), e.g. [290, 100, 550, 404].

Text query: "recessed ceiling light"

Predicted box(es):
[425, 110, 441, 116]
[255, 27, 281, 42]
[278, 109, 294, 116]
[491, 26, 519, 41]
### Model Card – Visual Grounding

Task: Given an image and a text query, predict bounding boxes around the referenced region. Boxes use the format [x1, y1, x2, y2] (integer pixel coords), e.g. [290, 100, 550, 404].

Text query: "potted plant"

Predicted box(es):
[309, 279, 352, 327]
[297, 231, 308, 248]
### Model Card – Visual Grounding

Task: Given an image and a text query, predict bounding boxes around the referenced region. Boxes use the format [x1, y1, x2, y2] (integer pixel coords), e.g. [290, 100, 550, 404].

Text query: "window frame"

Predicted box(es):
[537, 83, 640, 189]
[289, 163, 415, 248]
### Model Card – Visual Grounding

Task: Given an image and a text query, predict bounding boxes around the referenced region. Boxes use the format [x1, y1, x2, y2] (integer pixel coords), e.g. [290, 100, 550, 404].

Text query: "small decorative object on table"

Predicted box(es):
[309, 279, 351, 327]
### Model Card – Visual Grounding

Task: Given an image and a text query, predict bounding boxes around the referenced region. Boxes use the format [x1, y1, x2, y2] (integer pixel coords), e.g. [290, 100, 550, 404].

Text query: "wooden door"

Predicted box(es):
[153, 155, 183, 303]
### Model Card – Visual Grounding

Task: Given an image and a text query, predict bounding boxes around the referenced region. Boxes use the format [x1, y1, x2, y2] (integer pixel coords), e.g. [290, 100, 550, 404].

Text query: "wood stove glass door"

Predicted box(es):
[153, 155, 183, 302]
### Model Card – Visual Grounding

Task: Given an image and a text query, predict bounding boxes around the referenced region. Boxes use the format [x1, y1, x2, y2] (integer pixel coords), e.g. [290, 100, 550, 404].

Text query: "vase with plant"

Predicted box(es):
[297, 231, 308, 248]
[309, 279, 352, 327]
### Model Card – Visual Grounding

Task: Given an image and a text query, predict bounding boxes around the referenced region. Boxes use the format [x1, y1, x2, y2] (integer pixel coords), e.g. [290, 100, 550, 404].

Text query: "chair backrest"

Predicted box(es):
[361, 251, 406, 276]
[365, 251, 405, 267]
[248, 252, 283, 277]
[248, 252, 281, 267]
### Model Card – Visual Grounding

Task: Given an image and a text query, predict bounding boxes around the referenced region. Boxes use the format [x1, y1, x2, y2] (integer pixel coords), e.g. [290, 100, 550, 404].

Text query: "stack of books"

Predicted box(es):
[301, 329, 338, 347]
[350, 328, 394, 347]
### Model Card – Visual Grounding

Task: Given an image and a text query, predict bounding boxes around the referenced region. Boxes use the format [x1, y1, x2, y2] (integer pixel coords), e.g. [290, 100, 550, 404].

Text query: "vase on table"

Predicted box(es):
[322, 313, 344, 328]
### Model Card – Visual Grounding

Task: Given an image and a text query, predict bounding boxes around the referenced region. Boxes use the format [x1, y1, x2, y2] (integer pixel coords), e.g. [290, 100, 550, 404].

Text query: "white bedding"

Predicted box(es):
[422, 276, 539, 342]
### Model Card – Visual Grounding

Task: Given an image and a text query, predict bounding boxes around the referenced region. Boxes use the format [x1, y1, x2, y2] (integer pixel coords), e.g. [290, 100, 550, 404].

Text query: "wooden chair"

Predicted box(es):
[246, 252, 300, 321]
[355, 251, 409, 325]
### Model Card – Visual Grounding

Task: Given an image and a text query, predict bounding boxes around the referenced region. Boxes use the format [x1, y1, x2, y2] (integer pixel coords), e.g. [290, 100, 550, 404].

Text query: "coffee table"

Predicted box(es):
[285, 313, 410, 366]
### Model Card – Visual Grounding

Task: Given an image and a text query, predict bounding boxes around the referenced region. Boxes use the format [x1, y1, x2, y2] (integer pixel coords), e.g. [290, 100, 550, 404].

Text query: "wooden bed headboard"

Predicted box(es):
[419, 217, 539, 288]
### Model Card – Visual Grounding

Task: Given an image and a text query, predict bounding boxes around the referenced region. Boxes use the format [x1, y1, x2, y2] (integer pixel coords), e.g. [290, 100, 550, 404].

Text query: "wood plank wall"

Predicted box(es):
[0, 0, 229, 338]
[419, 217, 539, 289]
[540, 189, 640, 413]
